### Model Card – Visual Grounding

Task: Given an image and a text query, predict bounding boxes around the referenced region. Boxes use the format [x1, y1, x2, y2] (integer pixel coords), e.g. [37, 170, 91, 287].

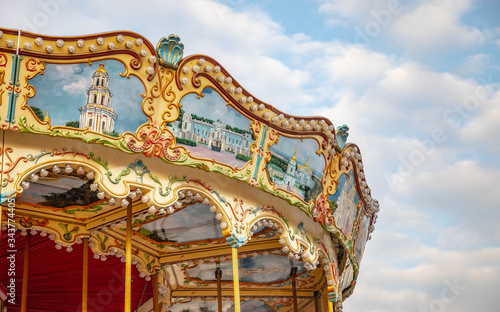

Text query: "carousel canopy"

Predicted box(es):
[0, 28, 379, 312]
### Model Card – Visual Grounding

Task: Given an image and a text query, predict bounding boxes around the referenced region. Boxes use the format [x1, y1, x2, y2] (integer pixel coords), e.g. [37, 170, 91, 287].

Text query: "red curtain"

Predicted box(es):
[0, 230, 153, 311]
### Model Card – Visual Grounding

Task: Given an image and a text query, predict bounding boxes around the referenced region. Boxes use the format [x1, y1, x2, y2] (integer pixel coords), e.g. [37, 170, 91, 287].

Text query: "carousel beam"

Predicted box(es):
[97, 230, 161, 259]
[314, 291, 320, 312]
[159, 239, 282, 264]
[297, 298, 316, 311]
[171, 289, 315, 298]
[216, 262, 222, 312]
[153, 270, 159, 312]
[232, 248, 240, 312]
[125, 197, 132, 312]
[9, 208, 87, 225]
[21, 234, 30, 312]
[86, 201, 149, 230]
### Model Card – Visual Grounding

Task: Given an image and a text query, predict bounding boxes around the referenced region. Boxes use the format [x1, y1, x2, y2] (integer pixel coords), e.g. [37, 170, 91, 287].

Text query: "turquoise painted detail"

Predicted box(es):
[210, 189, 227, 204]
[329, 292, 338, 302]
[335, 124, 349, 151]
[128, 159, 150, 183]
[0, 192, 15, 205]
[6, 55, 22, 124]
[226, 234, 247, 248]
[253, 156, 261, 180]
[156, 35, 184, 70]
[259, 125, 267, 149]
[252, 125, 268, 180]
[289, 221, 306, 241]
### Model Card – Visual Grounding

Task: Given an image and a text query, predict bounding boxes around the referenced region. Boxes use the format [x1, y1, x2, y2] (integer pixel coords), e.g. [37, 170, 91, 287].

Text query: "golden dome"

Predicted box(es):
[291, 150, 297, 161]
[95, 63, 107, 73]
[44, 109, 50, 122]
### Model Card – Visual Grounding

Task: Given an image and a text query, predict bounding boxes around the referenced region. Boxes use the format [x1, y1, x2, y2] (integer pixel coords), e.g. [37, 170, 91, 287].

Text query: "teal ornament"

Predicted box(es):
[335, 124, 349, 151]
[156, 35, 184, 70]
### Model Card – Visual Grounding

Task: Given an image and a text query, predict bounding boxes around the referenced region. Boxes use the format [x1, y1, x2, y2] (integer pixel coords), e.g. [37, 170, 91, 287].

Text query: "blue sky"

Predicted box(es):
[2, 0, 500, 311]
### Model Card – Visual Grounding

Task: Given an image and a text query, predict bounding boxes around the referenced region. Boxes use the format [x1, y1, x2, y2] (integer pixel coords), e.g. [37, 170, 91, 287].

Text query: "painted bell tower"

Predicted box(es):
[79, 63, 118, 134]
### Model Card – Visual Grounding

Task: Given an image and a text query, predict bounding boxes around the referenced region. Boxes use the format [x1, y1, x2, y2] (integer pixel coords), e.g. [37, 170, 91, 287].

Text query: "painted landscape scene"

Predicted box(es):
[329, 172, 362, 239]
[354, 215, 370, 263]
[168, 87, 254, 168]
[28, 60, 147, 136]
[265, 136, 324, 202]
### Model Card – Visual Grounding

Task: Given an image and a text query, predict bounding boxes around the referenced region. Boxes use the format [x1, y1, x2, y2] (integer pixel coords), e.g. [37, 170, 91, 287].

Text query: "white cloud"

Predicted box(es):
[62, 76, 88, 94]
[458, 86, 500, 154]
[453, 54, 490, 76]
[349, 234, 500, 312]
[317, 0, 398, 21]
[393, 160, 499, 210]
[389, 0, 484, 54]
[310, 49, 486, 143]
[391, 160, 500, 248]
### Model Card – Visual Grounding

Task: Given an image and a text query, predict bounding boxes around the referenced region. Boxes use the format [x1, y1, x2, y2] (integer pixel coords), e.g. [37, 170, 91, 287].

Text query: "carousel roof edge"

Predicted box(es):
[0, 28, 381, 278]
[0, 27, 342, 138]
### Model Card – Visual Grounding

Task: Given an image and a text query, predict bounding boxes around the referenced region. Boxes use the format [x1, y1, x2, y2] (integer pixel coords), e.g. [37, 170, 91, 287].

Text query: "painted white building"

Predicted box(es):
[180, 114, 252, 157]
[79, 63, 117, 134]
[282, 151, 313, 188]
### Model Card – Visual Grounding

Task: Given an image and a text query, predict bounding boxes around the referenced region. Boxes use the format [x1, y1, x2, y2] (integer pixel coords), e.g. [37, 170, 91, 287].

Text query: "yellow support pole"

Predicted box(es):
[82, 237, 88, 312]
[231, 247, 240, 312]
[21, 234, 30, 312]
[125, 198, 132, 312]
[328, 301, 334, 312]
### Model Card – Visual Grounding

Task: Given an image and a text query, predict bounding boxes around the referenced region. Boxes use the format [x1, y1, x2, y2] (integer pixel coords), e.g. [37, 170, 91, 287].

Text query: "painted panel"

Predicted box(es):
[172, 87, 254, 168]
[354, 215, 370, 263]
[27, 60, 146, 136]
[187, 254, 305, 284]
[339, 259, 354, 293]
[266, 136, 325, 203]
[329, 172, 362, 239]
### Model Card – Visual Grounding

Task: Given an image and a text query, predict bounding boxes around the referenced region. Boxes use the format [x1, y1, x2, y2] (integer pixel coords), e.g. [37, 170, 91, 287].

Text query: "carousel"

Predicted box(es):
[0, 28, 379, 312]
